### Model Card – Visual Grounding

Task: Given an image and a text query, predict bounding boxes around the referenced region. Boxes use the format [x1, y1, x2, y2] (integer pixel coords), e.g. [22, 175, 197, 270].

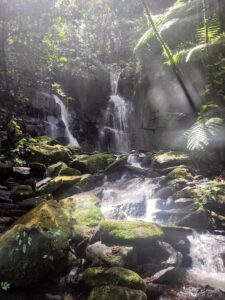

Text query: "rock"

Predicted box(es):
[29, 163, 47, 178]
[17, 195, 53, 210]
[83, 267, 146, 291]
[13, 167, 31, 179]
[0, 194, 103, 287]
[59, 167, 81, 176]
[0, 162, 12, 177]
[11, 185, 34, 200]
[174, 198, 194, 208]
[140, 153, 153, 168]
[86, 242, 137, 267]
[162, 225, 192, 255]
[153, 151, 190, 168]
[105, 156, 127, 181]
[88, 285, 147, 300]
[0, 217, 15, 225]
[151, 266, 182, 284]
[47, 162, 67, 177]
[69, 159, 88, 173]
[99, 220, 164, 246]
[28, 144, 72, 165]
[85, 154, 116, 173]
[154, 186, 174, 199]
[0, 189, 12, 203]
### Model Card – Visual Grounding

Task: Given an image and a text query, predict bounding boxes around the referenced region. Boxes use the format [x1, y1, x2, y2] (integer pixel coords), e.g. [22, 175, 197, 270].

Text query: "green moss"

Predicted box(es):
[153, 151, 190, 168]
[168, 166, 192, 180]
[85, 154, 116, 173]
[83, 267, 146, 292]
[100, 220, 164, 246]
[88, 285, 147, 300]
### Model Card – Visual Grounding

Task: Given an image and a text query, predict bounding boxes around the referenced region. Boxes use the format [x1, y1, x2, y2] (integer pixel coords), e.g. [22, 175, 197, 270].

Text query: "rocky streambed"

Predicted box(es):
[0, 137, 225, 299]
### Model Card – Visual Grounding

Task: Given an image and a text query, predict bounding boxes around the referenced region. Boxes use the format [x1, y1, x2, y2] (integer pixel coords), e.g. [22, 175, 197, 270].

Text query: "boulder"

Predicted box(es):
[153, 151, 190, 168]
[83, 267, 146, 291]
[13, 167, 31, 179]
[47, 162, 67, 177]
[85, 154, 116, 173]
[69, 159, 88, 173]
[11, 185, 34, 200]
[99, 220, 164, 246]
[105, 156, 127, 181]
[29, 163, 47, 178]
[0, 194, 103, 287]
[0, 162, 13, 177]
[88, 285, 147, 300]
[86, 242, 137, 267]
[59, 167, 81, 176]
[28, 144, 72, 165]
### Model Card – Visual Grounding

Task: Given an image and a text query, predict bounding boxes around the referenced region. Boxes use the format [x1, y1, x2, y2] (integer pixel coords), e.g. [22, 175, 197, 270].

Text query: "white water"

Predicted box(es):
[187, 233, 225, 290]
[52, 95, 79, 147]
[100, 72, 132, 153]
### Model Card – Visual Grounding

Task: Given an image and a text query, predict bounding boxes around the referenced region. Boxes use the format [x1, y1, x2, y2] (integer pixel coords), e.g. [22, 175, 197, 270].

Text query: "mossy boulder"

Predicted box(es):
[99, 220, 164, 246]
[88, 285, 147, 300]
[29, 162, 47, 178]
[36, 175, 93, 199]
[47, 162, 68, 177]
[59, 167, 81, 176]
[83, 267, 146, 291]
[0, 200, 70, 287]
[86, 242, 137, 268]
[11, 185, 34, 200]
[0, 194, 103, 287]
[84, 154, 116, 173]
[168, 166, 192, 180]
[28, 144, 72, 165]
[153, 152, 190, 168]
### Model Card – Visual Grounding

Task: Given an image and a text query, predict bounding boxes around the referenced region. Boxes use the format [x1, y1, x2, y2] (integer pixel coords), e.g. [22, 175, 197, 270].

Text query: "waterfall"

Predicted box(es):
[100, 72, 132, 153]
[49, 95, 79, 147]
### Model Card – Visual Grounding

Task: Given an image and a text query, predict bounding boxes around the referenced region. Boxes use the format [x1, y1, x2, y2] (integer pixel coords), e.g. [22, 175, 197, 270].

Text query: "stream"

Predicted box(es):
[99, 154, 225, 293]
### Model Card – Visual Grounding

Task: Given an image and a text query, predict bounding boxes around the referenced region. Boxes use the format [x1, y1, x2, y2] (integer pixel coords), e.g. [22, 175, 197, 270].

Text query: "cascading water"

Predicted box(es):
[49, 95, 79, 147]
[187, 233, 225, 290]
[100, 72, 132, 153]
[99, 155, 225, 293]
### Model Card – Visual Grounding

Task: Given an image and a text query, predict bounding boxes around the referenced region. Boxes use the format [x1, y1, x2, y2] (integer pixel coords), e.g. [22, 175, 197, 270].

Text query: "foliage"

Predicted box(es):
[0, 281, 10, 291]
[186, 104, 225, 152]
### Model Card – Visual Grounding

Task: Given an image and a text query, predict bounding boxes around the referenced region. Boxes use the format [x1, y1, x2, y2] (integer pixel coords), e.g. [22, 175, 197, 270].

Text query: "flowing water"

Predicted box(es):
[100, 72, 132, 153]
[100, 154, 225, 292]
[50, 95, 79, 147]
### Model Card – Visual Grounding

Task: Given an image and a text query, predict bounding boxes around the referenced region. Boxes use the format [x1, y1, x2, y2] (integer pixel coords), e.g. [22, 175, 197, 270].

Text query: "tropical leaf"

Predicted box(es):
[186, 117, 225, 152]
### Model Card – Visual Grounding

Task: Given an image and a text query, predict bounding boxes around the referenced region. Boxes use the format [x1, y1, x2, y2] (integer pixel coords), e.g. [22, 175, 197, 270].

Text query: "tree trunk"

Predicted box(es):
[141, 0, 198, 114]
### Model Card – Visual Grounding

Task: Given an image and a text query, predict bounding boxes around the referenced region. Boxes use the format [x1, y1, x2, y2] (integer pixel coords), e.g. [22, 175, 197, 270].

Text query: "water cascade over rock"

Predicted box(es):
[48, 95, 79, 147]
[99, 73, 133, 153]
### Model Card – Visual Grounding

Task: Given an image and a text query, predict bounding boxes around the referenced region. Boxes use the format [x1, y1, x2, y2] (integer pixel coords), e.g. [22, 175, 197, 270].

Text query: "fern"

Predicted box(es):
[196, 14, 221, 44]
[186, 117, 225, 152]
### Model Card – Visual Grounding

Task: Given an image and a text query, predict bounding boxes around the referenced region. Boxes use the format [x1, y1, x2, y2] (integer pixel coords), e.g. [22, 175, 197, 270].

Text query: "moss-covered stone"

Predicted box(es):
[36, 175, 93, 199]
[59, 167, 81, 176]
[47, 162, 68, 177]
[84, 154, 116, 173]
[153, 151, 190, 168]
[86, 242, 137, 268]
[28, 144, 72, 165]
[88, 285, 147, 300]
[100, 220, 164, 246]
[0, 194, 103, 287]
[168, 166, 192, 180]
[83, 267, 146, 291]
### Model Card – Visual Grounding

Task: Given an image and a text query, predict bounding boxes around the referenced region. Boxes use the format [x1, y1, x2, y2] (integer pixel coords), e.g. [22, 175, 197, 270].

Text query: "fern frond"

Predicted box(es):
[186, 117, 225, 152]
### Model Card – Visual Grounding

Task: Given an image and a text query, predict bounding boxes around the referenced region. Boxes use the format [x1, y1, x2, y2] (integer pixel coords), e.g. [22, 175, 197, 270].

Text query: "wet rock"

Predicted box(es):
[174, 198, 194, 208]
[0, 194, 103, 288]
[29, 162, 47, 178]
[47, 162, 68, 177]
[69, 159, 88, 173]
[0, 162, 13, 177]
[99, 220, 164, 246]
[17, 195, 53, 210]
[85, 154, 116, 174]
[86, 242, 137, 267]
[151, 266, 183, 284]
[13, 167, 31, 179]
[105, 156, 127, 181]
[154, 186, 174, 199]
[28, 144, 72, 164]
[141, 153, 153, 168]
[0, 189, 12, 203]
[153, 151, 190, 168]
[83, 267, 146, 291]
[88, 285, 147, 300]
[59, 167, 81, 176]
[11, 185, 34, 200]
[0, 217, 15, 225]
